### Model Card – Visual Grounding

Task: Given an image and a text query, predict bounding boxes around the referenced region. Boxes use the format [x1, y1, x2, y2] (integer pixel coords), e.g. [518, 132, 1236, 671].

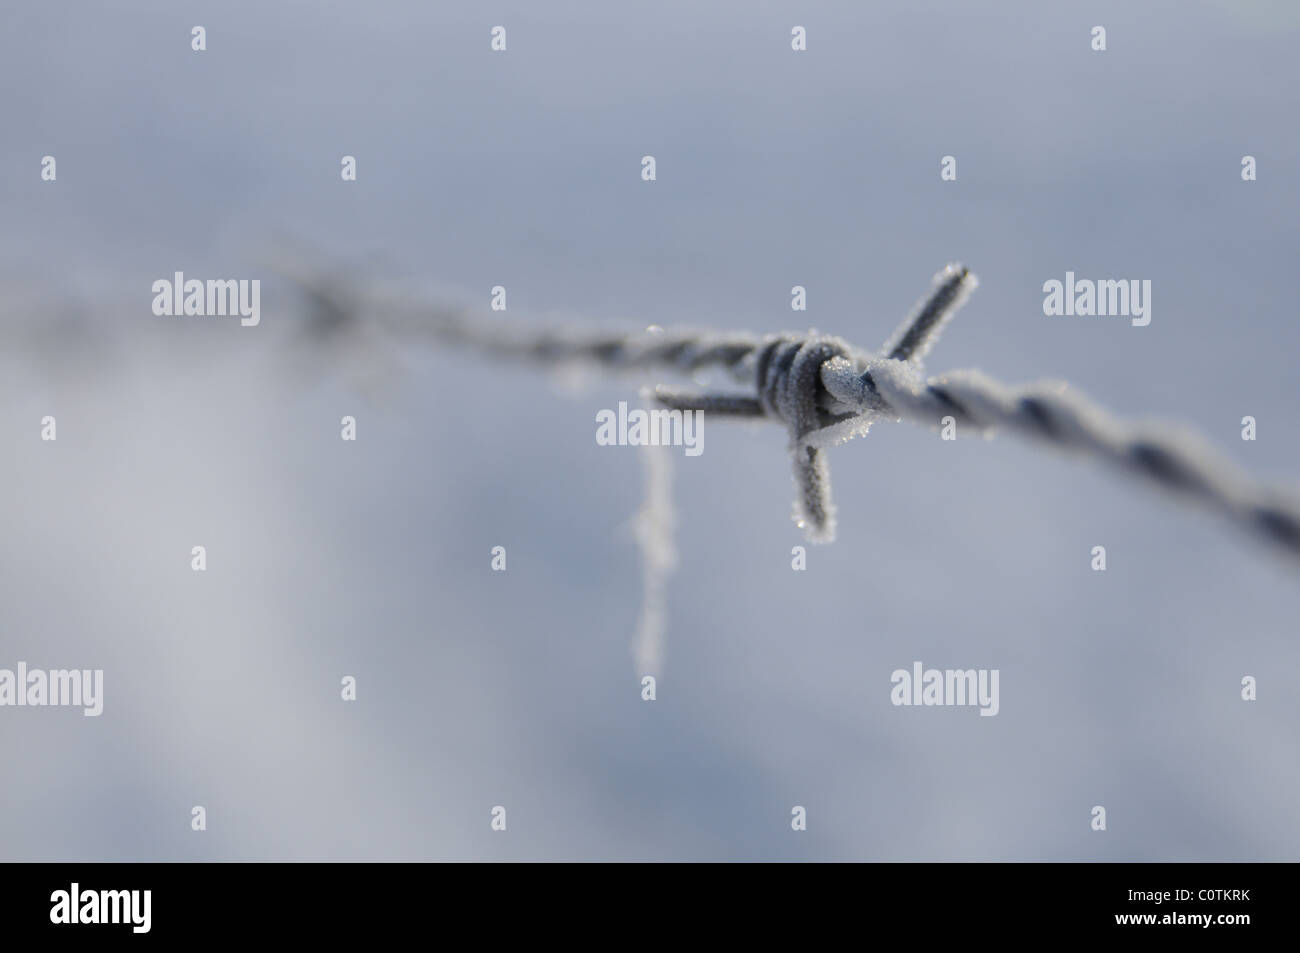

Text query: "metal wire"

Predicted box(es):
[293, 264, 1300, 558]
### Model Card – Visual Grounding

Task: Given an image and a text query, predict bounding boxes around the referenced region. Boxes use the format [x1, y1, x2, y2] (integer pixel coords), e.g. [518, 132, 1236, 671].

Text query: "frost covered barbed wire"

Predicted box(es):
[286, 263, 1300, 562]
[631, 443, 675, 675]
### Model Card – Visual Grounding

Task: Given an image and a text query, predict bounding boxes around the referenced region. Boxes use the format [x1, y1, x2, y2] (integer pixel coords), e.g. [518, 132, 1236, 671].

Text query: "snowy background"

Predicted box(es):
[2, 0, 1298, 860]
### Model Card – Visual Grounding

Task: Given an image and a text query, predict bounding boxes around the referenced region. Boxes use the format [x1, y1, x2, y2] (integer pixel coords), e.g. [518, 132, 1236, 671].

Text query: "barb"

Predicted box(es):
[631, 442, 676, 676]
[287, 264, 1300, 560]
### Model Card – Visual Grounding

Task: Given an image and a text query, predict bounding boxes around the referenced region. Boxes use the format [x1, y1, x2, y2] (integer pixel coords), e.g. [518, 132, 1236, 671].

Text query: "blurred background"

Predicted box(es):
[2, 0, 1298, 861]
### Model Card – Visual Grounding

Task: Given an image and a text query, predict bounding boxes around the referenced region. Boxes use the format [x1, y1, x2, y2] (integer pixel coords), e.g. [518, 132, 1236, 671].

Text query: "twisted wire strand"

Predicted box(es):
[294, 265, 1300, 559]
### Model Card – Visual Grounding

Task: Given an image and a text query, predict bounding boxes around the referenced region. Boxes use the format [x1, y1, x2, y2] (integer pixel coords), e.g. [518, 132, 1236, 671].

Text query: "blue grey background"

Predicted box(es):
[2, 0, 1298, 860]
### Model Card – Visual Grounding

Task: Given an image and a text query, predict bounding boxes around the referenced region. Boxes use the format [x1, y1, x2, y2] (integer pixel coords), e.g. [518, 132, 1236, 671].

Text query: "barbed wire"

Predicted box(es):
[288, 263, 1300, 561]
